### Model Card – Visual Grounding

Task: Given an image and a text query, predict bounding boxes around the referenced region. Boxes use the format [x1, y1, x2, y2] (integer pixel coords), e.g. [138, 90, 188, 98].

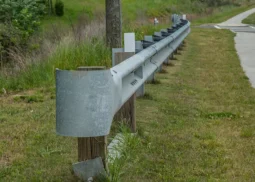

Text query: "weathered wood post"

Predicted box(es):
[77, 67, 107, 169]
[75, 0, 124, 172]
[74, 0, 122, 175]
[106, 0, 136, 132]
[106, 0, 122, 48]
[111, 33, 136, 133]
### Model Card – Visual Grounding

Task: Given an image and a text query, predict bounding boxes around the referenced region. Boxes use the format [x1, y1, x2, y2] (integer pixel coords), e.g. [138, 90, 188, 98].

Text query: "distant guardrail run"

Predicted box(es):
[56, 17, 190, 138]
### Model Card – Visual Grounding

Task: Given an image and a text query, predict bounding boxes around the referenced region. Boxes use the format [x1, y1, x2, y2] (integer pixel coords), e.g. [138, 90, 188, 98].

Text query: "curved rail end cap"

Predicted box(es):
[56, 69, 115, 137]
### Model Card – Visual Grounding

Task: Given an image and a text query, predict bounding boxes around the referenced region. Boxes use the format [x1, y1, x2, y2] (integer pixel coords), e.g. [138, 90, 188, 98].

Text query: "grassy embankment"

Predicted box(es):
[42, 0, 255, 26]
[1, 27, 255, 181]
[1, 1, 254, 91]
[242, 12, 255, 24]
[194, 4, 255, 24]
[1, 1, 255, 181]
[42, 0, 199, 26]
[120, 28, 255, 181]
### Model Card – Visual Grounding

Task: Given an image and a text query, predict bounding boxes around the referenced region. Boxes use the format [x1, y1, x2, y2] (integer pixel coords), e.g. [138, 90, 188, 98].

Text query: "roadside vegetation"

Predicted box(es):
[0, 0, 254, 93]
[1, 26, 255, 181]
[194, 4, 255, 24]
[119, 28, 255, 181]
[242, 12, 255, 24]
[1, 0, 255, 181]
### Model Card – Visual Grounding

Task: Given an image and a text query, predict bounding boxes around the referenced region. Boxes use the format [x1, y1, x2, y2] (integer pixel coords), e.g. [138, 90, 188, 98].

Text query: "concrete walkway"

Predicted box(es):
[217, 8, 255, 87]
[219, 8, 255, 26]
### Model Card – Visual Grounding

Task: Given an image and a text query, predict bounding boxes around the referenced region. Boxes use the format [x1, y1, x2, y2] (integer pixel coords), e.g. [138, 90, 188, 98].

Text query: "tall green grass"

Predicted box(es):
[105, 126, 141, 182]
[0, 40, 111, 91]
[1, 1, 254, 92]
[44, 0, 244, 27]
[0, 24, 167, 92]
[42, 0, 198, 26]
[42, 0, 105, 28]
[121, 0, 199, 21]
[123, 24, 169, 40]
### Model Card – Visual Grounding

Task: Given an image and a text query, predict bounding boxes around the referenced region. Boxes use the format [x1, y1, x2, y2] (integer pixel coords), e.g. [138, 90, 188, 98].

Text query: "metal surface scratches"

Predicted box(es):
[56, 70, 116, 137]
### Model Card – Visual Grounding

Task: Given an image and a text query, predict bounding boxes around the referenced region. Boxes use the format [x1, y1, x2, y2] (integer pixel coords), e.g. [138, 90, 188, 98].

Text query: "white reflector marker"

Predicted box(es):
[124, 33, 135, 53]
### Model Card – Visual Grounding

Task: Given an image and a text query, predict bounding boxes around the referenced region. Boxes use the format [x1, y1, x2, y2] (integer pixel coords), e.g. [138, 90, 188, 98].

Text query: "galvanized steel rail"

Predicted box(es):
[56, 18, 190, 138]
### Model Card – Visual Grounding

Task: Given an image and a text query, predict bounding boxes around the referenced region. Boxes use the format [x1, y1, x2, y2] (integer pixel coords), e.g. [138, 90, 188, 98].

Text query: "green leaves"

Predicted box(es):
[0, 0, 46, 61]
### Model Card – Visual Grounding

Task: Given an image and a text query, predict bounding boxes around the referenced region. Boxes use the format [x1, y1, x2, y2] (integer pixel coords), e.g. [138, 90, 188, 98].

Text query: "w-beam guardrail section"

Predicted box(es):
[56, 19, 190, 138]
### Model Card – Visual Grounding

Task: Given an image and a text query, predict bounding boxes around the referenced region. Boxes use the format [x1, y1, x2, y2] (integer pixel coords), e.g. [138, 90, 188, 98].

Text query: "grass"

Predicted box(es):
[1, 27, 255, 181]
[1, 2, 255, 181]
[103, 129, 141, 182]
[242, 12, 255, 24]
[42, 0, 200, 26]
[121, 0, 199, 21]
[119, 28, 255, 181]
[13, 94, 44, 103]
[2, 1, 254, 92]
[0, 87, 140, 181]
[194, 4, 255, 24]
[0, 23, 169, 91]
[41, 0, 105, 28]
[0, 39, 111, 91]
[42, 0, 254, 27]
[0, 88, 78, 181]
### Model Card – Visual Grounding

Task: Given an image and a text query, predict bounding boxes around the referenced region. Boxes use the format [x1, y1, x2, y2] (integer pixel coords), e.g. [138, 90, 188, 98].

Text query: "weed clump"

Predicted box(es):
[151, 79, 161, 85]
[0, 117, 7, 123]
[140, 92, 154, 100]
[14, 95, 44, 103]
[204, 112, 238, 120]
[240, 129, 254, 138]
[159, 69, 168, 74]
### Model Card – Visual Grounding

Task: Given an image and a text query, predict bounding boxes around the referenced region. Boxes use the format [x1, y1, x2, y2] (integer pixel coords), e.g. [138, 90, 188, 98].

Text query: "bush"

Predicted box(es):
[0, 0, 46, 23]
[55, 0, 64, 16]
[0, 0, 46, 63]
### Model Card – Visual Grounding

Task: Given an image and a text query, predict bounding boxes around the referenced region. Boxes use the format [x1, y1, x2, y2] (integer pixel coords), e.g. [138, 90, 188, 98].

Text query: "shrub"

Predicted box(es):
[0, 0, 46, 63]
[55, 0, 64, 16]
[0, 0, 46, 23]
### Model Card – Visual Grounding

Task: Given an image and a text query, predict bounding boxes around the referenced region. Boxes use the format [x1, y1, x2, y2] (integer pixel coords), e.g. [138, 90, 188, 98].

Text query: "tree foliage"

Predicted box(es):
[0, 0, 46, 62]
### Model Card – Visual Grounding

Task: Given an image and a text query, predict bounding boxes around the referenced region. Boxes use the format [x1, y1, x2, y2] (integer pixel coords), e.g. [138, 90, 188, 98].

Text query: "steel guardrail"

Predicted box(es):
[56, 17, 191, 138]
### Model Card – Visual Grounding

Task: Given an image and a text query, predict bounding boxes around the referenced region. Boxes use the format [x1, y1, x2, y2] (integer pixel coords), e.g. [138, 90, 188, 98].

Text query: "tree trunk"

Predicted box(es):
[47, 0, 53, 15]
[105, 0, 122, 48]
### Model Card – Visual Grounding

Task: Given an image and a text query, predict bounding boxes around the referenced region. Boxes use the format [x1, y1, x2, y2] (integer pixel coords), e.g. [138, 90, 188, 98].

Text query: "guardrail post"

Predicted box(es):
[144, 35, 155, 82]
[158, 65, 163, 72]
[113, 52, 136, 132]
[164, 57, 170, 65]
[135, 41, 145, 97]
[77, 66, 107, 169]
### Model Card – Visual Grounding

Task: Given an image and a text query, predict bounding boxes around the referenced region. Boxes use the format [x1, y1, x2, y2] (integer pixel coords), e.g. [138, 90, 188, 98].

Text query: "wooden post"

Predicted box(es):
[113, 52, 136, 133]
[77, 67, 107, 169]
[106, 0, 122, 48]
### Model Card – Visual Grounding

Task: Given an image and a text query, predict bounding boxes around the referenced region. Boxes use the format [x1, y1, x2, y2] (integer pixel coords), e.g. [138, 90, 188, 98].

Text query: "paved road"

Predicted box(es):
[216, 8, 255, 87]
[218, 8, 255, 26]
